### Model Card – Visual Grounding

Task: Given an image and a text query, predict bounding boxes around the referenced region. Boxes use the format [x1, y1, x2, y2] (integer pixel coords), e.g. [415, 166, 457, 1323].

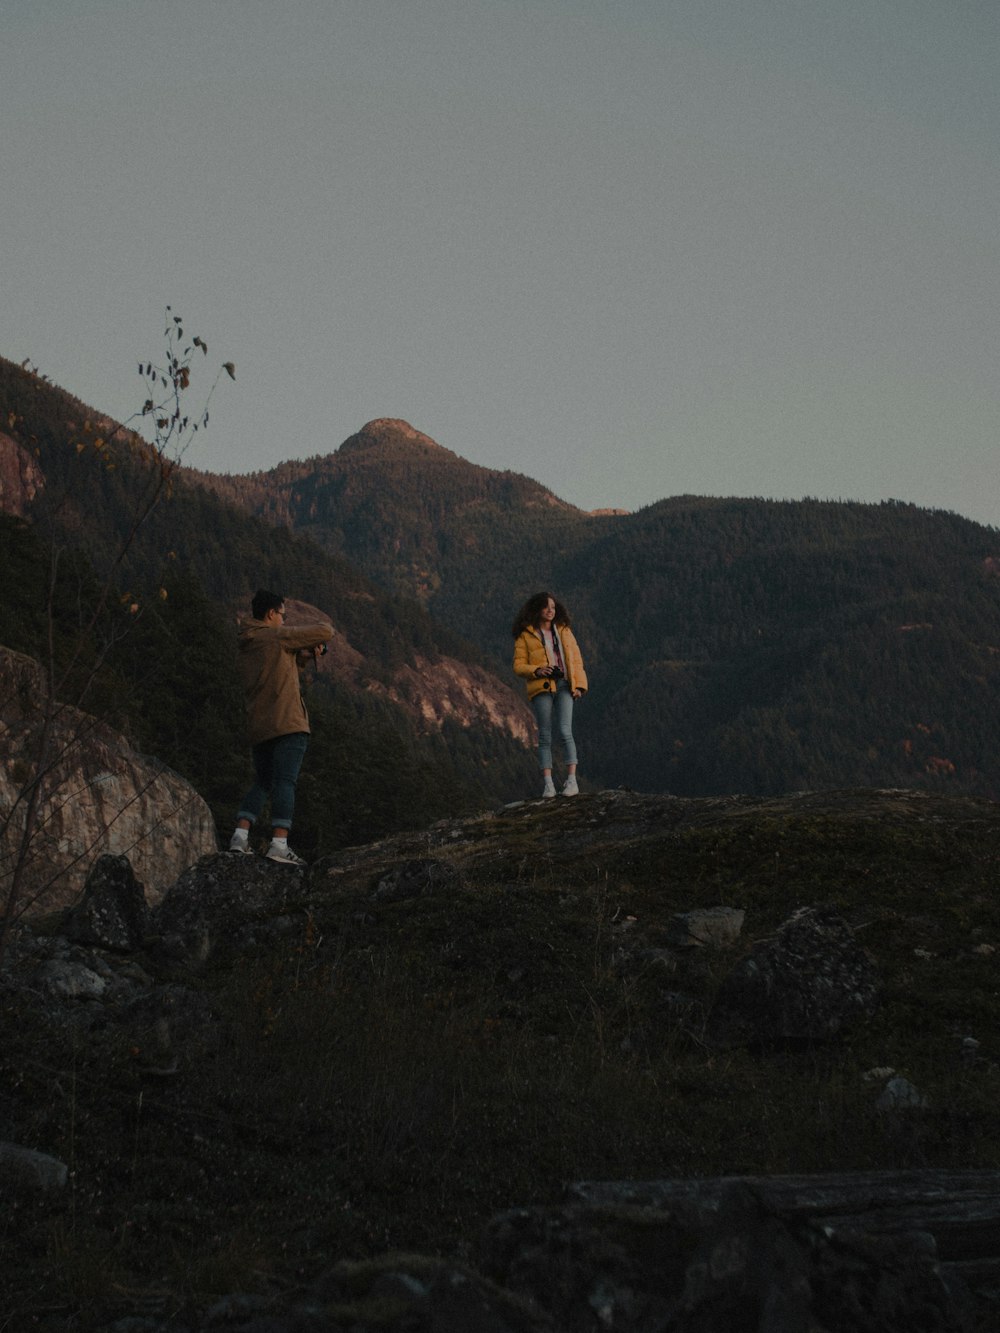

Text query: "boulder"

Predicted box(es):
[63, 853, 151, 951]
[666, 906, 745, 948]
[708, 904, 880, 1046]
[153, 851, 301, 961]
[0, 645, 218, 916]
[0, 1142, 68, 1195]
[34, 958, 107, 1000]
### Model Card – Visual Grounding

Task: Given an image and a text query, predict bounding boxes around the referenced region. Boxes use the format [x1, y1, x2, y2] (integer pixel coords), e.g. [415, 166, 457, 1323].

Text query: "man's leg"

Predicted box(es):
[266, 733, 309, 862]
[230, 740, 275, 851]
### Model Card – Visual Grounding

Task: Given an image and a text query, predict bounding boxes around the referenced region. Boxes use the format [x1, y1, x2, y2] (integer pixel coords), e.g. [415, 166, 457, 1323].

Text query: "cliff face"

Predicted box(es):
[283, 598, 534, 745]
[381, 653, 534, 744]
[0, 646, 218, 915]
[0, 431, 45, 516]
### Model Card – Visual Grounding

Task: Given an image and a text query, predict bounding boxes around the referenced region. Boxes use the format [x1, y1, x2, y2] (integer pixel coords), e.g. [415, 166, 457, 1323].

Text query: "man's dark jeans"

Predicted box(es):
[237, 732, 309, 831]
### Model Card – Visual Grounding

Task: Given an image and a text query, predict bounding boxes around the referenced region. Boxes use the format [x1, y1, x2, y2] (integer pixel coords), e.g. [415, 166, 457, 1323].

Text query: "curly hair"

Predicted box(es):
[511, 592, 572, 637]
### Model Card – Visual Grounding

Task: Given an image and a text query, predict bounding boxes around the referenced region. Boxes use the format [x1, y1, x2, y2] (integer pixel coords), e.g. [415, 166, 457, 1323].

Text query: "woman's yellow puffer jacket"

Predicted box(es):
[513, 625, 588, 702]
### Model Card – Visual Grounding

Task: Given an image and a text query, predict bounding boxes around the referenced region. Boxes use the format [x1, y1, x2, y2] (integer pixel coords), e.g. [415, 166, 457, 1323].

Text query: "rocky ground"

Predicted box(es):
[2, 787, 999, 1330]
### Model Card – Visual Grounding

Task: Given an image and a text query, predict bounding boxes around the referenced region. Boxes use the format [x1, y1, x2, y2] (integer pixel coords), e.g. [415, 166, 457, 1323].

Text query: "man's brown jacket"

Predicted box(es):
[237, 617, 333, 746]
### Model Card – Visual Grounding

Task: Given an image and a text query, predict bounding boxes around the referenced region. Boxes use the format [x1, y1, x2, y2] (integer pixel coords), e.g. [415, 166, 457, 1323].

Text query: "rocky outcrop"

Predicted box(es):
[481, 1171, 1000, 1332]
[0, 645, 217, 915]
[3, 789, 998, 1330]
[6, 835, 995, 1329]
[153, 848, 302, 962]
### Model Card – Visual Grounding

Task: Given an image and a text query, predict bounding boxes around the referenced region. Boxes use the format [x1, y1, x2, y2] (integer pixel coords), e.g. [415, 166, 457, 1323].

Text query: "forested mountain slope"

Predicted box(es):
[186, 417, 1000, 798]
[553, 495, 1000, 793]
[183, 416, 587, 605]
[0, 359, 537, 854]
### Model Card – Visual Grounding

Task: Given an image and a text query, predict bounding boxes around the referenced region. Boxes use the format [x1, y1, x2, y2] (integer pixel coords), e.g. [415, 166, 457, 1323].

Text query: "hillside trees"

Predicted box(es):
[570, 499, 1000, 795]
[0, 316, 232, 954]
[9, 369, 1000, 818]
[182, 420, 1000, 800]
[1, 356, 540, 917]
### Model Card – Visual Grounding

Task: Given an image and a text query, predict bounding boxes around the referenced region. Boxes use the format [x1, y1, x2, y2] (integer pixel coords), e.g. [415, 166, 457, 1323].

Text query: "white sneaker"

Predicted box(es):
[266, 843, 307, 866]
[228, 833, 254, 854]
[541, 777, 556, 799]
[561, 774, 579, 797]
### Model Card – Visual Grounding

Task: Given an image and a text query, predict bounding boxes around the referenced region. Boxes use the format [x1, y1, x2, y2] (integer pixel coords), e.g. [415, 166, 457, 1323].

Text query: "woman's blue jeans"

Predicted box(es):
[237, 732, 309, 831]
[531, 681, 577, 771]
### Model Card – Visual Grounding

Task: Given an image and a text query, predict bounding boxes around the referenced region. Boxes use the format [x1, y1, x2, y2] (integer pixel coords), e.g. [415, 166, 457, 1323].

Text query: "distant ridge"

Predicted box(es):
[183, 418, 1000, 801]
[7, 351, 1000, 803]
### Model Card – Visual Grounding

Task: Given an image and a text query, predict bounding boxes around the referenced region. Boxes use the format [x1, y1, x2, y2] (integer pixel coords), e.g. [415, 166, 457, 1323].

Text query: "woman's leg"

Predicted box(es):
[553, 683, 577, 769]
[530, 692, 557, 795]
[531, 692, 554, 772]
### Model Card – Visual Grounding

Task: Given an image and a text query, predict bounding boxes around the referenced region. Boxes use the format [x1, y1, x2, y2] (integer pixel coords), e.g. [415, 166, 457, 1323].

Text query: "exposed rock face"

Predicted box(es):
[0, 430, 45, 516]
[283, 598, 534, 745]
[385, 653, 534, 744]
[0, 645, 217, 915]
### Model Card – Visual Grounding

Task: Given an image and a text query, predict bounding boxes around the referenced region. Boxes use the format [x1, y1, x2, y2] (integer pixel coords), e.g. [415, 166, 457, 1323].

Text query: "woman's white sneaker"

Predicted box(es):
[541, 777, 557, 799]
[561, 775, 579, 796]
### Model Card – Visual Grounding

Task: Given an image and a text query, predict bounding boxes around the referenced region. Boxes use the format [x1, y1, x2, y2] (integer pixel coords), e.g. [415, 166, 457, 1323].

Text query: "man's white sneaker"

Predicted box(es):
[266, 844, 307, 866]
[228, 834, 254, 854]
[541, 777, 557, 799]
[561, 775, 579, 796]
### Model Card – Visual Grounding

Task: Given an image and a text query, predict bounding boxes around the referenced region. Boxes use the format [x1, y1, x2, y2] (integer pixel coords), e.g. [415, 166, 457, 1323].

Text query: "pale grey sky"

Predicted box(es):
[2, 0, 999, 525]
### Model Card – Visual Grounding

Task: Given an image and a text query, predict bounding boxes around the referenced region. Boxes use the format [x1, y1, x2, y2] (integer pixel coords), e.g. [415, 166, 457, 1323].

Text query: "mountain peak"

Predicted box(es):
[339, 419, 450, 456]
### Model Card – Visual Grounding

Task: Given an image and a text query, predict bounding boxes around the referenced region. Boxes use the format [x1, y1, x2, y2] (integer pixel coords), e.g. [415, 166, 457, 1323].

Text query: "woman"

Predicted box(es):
[512, 592, 588, 798]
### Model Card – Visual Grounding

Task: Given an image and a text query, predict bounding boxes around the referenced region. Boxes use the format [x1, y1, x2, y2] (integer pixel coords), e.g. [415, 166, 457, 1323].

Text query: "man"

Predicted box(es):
[228, 589, 333, 865]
